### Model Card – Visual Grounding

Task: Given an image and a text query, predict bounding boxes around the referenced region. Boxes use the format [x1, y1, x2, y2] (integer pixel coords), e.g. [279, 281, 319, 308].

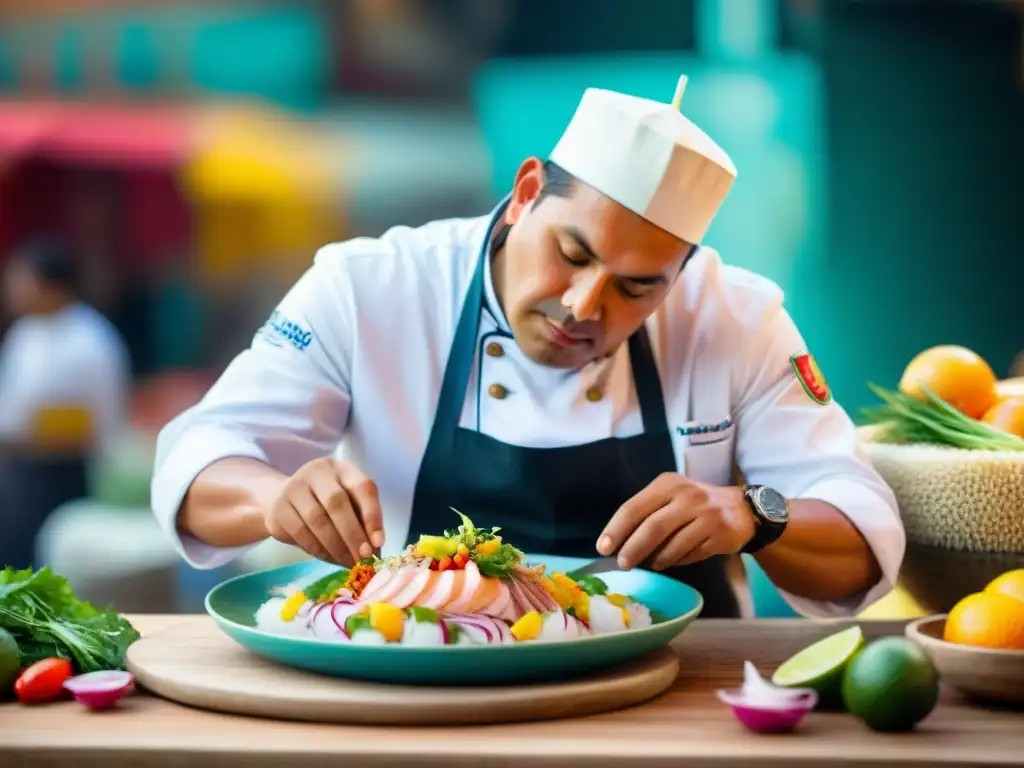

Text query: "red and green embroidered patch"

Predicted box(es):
[790, 352, 831, 405]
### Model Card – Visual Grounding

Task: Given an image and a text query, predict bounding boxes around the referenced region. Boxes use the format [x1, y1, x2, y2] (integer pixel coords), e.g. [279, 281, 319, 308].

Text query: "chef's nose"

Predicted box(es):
[562, 271, 604, 322]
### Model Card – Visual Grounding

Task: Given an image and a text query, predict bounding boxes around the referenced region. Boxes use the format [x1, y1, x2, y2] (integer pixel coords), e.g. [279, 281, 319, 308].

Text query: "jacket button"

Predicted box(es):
[485, 342, 504, 358]
[488, 383, 509, 400]
[586, 386, 603, 402]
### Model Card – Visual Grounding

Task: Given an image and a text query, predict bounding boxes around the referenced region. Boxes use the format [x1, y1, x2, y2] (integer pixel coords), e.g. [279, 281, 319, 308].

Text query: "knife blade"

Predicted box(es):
[571, 554, 658, 576]
[570, 556, 621, 576]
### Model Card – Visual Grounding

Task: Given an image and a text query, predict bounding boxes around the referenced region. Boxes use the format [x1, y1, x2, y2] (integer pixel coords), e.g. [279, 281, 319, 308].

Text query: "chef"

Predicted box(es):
[151, 78, 904, 619]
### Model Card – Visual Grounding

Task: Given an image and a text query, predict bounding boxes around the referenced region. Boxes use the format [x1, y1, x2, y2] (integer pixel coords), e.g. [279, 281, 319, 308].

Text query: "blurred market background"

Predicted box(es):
[0, 0, 1022, 618]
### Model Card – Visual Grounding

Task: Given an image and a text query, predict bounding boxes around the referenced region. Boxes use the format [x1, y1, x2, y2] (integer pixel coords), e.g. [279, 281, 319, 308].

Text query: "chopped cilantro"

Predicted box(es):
[302, 568, 350, 602]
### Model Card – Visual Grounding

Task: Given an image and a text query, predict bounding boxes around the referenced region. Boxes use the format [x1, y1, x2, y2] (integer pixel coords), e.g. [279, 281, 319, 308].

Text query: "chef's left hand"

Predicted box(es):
[597, 473, 757, 571]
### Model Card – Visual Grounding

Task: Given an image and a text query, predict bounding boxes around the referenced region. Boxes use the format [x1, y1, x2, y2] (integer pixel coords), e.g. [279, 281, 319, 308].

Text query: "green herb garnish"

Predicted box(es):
[861, 383, 1024, 452]
[472, 543, 525, 579]
[569, 574, 609, 596]
[407, 605, 439, 623]
[0, 566, 140, 674]
[302, 568, 350, 602]
[447, 508, 525, 579]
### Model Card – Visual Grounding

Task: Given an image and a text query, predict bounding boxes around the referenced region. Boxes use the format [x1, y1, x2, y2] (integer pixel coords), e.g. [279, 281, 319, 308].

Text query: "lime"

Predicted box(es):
[0, 627, 21, 697]
[842, 636, 940, 732]
[771, 625, 865, 710]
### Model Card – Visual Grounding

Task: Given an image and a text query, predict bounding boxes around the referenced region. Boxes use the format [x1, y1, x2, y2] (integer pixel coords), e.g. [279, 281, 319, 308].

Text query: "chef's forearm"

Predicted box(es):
[752, 498, 882, 602]
[176, 457, 286, 548]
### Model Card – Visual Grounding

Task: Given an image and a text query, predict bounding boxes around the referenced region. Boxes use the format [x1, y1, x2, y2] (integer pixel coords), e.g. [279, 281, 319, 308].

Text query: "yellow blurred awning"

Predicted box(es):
[180, 104, 336, 203]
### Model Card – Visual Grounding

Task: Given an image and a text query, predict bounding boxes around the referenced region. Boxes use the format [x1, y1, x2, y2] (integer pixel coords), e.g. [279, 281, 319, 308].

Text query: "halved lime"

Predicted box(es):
[771, 625, 865, 710]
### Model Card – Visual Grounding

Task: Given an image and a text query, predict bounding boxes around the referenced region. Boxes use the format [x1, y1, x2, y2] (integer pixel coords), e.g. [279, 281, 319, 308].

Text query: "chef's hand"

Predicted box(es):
[263, 458, 385, 566]
[596, 473, 756, 571]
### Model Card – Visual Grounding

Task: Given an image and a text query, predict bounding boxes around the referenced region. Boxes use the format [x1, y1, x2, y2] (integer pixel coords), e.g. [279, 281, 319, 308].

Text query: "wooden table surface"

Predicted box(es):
[1, 614, 1021, 767]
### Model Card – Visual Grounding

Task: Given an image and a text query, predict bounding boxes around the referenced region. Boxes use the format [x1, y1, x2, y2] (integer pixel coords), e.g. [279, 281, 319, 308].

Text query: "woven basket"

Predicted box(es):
[859, 434, 1024, 555]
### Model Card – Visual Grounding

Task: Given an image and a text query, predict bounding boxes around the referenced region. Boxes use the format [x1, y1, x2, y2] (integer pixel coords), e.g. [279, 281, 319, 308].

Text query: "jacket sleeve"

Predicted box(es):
[732, 304, 906, 619]
[150, 245, 357, 569]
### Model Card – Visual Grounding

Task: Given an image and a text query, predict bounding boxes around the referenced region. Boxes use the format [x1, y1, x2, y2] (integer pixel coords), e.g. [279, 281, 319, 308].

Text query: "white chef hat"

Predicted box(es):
[548, 76, 736, 244]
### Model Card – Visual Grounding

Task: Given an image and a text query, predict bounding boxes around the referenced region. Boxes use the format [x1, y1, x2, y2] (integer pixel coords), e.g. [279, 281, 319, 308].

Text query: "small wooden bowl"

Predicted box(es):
[906, 615, 1024, 706]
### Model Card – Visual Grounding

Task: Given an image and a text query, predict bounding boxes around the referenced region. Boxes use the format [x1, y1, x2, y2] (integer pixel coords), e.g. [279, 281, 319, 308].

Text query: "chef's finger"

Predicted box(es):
[294, 484, 355, 565]
[598, 473, 682, 556]
[334, 461, 384, 550]
[616, 504, 690, 569]
[651, 521, 710, 571]
[306, 472, 369, 563]
[275, 500, 336, 563]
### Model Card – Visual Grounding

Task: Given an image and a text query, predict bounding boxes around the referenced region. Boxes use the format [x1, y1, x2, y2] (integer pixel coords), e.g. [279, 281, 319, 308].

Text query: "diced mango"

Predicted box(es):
[606, 593, 631, 626]
[368, 602, 405, 642]
[279, 591, 308, 622]
[475, 538, 501, 556]
[572, 591, 591, 625]
[510, 610, 544, 641]
[539, 576, 575, 611]
[552, 572, 580, 593]
[456, 542, 470, 557]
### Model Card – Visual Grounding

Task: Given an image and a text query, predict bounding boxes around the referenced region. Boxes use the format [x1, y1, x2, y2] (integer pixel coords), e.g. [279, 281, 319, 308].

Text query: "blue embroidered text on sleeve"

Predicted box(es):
[260, 310, 313, 351]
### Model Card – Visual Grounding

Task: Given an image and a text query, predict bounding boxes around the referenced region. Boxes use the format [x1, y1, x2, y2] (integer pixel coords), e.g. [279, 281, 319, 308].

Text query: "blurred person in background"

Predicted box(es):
[151, 80, 903, 619]
[0, 235, 131, 569]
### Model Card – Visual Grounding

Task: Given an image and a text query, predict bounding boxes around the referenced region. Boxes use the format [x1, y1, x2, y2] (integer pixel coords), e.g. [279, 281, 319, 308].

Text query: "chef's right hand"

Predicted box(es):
[263, 458, 385, 566]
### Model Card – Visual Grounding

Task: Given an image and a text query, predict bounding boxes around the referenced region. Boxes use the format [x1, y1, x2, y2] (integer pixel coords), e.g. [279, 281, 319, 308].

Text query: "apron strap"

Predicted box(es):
[628, 326, 670, 435]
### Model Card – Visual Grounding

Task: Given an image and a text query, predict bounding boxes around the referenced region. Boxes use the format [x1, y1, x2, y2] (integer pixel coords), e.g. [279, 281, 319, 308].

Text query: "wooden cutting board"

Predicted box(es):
[125, 616, 680, 725]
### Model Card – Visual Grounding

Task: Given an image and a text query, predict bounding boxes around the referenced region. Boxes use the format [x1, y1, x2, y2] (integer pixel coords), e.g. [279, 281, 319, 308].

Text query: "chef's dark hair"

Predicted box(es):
[536, 160, 576, 204]
[12, 235, 80, 294]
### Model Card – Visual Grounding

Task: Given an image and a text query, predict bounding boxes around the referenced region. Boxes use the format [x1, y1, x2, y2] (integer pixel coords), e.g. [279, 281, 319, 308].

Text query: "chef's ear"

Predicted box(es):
[506, 156, 545, 225]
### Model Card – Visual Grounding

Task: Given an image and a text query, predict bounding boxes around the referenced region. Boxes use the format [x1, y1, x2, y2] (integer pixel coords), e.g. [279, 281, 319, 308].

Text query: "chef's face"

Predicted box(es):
[496, 158, 693, 369]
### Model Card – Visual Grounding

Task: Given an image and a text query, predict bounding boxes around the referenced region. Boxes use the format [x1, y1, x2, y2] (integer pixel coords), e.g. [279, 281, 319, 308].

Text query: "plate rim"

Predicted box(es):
[205, 555, 705, 653]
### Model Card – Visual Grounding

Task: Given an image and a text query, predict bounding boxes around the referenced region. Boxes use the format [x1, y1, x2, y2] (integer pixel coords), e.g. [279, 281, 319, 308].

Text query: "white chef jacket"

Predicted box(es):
[151, 208, 905, 619]
[0, 301, 130, 452]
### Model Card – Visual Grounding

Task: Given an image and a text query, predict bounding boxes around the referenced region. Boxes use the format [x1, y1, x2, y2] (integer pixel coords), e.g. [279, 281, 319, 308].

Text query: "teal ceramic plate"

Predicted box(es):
[205, 554, 703, 685]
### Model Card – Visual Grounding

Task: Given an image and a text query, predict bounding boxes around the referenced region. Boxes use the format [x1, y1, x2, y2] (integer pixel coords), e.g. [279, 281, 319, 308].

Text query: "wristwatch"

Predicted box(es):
[739, 484, 790, 554]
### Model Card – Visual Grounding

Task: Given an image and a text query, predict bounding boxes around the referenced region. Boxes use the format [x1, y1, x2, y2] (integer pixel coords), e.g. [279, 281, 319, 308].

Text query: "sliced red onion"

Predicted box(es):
[716, 661, 818, 733]
[330, 601, 366, 637]
[64, 670, 135, 710]
[310, 603, 342, 638]
[440, 618, 451, 644]
[444, 615, 495, 644]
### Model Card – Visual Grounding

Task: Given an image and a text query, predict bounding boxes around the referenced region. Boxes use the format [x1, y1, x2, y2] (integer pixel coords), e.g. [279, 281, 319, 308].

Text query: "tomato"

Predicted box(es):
[14, 657, 72, 704]
[436, 556, 453, 572]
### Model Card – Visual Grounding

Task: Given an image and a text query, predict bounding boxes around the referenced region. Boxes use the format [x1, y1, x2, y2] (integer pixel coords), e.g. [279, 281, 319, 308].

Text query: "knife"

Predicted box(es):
[570, 556, 621, 576]
[571, 554, 657, 576]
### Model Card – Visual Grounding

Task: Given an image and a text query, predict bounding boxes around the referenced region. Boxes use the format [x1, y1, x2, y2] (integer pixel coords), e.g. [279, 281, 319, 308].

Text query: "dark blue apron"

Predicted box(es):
[407, 205, 739, 618]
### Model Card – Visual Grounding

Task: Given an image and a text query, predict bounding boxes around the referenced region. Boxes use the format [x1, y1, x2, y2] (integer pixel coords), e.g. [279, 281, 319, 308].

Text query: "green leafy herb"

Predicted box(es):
[447, 508, 502, 548]
[443, 509, 524, 578]
[861, 383, 1024, 452]
[303, 568, 350, 602]
[0, 566, 140, 674]
[569, 574, 609, 596]
[649, 609, 668, 624]
[472, 543, 525, 579]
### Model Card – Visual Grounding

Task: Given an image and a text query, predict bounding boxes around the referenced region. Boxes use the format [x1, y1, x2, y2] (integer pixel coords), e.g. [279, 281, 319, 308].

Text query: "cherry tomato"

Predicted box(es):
[14, 657, 72, 704]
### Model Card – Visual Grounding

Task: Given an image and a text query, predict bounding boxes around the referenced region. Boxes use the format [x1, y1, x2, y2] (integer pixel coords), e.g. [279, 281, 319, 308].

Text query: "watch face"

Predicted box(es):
[754, 486, 790, 524]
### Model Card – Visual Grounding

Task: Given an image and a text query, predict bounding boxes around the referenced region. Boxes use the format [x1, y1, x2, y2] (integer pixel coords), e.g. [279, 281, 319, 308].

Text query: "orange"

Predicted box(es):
[984, 569, 1024, 604]
[899, 345, 998, 419]
[943, 592, 1024, 650]
[981, 397, 1024, 438]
